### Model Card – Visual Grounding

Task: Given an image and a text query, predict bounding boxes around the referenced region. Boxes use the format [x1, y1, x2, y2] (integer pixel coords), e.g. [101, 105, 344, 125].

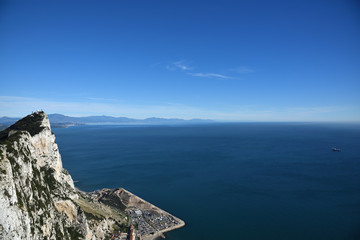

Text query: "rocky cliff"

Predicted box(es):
[0, 111, 127, 240]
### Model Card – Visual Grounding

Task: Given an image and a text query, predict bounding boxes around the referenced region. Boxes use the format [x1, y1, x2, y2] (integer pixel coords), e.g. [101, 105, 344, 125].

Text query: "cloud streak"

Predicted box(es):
[167, 61, 193, 71]
[166, 60, 242, 80]
[173, 61, 192, 70]
[188, 72, 235, 80]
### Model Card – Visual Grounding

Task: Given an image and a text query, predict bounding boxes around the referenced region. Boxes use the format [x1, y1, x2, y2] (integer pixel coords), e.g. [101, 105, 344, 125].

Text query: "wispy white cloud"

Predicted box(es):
[173, 61, 192, 70]
[188, 72, 235, 80]
[166, 60, 242, 80]
[166, 61, 193, 71]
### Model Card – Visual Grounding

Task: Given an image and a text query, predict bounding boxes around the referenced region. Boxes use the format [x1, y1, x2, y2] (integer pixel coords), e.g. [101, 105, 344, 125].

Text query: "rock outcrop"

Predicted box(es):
[0, 111, 185, 240]
[0, 111, 124, 240]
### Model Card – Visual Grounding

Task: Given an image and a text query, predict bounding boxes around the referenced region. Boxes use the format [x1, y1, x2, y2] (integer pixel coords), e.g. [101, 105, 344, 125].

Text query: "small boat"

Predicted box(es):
[332, 148, 341, 152]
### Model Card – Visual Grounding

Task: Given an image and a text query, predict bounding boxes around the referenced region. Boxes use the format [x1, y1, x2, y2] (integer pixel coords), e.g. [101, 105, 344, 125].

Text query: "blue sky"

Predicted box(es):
[1, 0, 359, 121]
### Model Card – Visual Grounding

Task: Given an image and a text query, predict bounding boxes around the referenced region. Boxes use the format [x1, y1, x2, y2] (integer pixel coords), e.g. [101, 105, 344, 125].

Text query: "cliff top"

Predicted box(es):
[0, 111, 48, 142]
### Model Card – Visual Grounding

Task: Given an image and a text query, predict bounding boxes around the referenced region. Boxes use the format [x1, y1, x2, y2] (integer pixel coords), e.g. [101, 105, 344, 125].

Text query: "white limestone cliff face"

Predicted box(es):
[0, 112, 117, 240]
[29, 113, 75, 192]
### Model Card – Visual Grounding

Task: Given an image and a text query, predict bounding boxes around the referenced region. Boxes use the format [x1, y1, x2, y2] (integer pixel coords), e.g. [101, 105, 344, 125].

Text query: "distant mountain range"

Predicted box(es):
[0, 113, 213, 129]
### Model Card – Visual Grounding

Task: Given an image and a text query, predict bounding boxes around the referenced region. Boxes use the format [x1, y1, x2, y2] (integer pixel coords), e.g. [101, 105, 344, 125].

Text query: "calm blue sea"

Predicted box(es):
[53, 123, 360, 240]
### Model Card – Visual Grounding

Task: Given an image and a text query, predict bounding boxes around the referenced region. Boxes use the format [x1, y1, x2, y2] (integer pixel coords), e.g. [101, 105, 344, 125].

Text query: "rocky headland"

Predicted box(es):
[0, 111, 184, 240]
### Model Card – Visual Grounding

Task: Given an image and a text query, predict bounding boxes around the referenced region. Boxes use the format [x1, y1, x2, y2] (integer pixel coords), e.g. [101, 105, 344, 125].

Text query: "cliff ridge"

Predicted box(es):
[0, 111, 184, 240]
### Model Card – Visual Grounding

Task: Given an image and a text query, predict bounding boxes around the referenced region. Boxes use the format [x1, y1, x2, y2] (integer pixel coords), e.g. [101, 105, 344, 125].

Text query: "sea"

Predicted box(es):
[52, 123, 360, 240]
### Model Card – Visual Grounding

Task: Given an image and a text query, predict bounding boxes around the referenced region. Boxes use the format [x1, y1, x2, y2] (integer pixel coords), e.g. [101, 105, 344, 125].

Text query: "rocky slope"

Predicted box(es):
[0, 111, 127, 240]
